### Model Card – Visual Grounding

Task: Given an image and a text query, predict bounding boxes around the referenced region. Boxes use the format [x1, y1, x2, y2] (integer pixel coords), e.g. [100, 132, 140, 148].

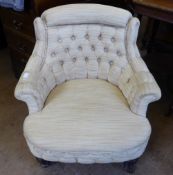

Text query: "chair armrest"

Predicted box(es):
[15, 81, 43, 114]
[14, 17, 51, 114]
[119, 70, 161, 117]
[120, 17, 161, 116]
[14, 55, 45, 114]
[15, 53, 56, 114]
[129, 71, 161, 116]
[15, 18, 58, 114]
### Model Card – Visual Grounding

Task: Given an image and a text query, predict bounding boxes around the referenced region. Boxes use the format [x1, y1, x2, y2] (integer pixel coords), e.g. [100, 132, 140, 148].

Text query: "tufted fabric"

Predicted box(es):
[15, 4, 161, 117]
[46, 24, 127, 81]
[14, 4, 161, 163]
[24, 79, 151, 163]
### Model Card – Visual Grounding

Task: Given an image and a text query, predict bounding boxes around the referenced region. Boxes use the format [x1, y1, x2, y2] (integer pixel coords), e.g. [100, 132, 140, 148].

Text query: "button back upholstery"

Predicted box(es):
[15, 4, 161, 164]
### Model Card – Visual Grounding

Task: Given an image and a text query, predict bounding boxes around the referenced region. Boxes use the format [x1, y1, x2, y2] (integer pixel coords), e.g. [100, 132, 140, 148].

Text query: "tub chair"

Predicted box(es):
[15, 4, 161, 173]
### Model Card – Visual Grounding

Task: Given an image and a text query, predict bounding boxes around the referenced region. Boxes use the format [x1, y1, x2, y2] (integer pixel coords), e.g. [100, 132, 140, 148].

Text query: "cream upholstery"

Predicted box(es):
[15, 4, 161, 163]
[24, 79, 151, 163]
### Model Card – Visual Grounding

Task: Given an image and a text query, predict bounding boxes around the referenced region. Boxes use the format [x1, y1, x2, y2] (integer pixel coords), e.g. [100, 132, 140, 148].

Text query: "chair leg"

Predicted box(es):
[123, 159, 138, 173]
[35, 157, 55, 168]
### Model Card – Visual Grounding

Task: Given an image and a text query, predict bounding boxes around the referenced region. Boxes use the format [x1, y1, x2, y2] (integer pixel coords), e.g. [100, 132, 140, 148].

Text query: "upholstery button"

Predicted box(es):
[109, 60, 114, 65]
[51, 52, 56, 57]
[71, 35, 76, 40]
[117, 50, 122, 56]
[43, 77, 47, 82]
[97, 57, 101, 62]
[85, 33, 89, 40]
[104, 47, 109, 53]
[111, 37, 116, 43]
[85, 57, 89, 62]
[57, 37, 62, 43]
[91, 45, 95, 51]
[127, 78, 130, 83]
[72, 57, 76, 62]
[59, 60, 64, 65]
[64, 48, 69, 53]
[98, 34, 102, 40]
[78, 46, 82, 51]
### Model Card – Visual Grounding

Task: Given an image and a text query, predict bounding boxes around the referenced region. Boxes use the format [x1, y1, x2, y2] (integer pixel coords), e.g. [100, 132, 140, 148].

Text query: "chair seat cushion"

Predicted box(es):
[24, 79, 151, 163]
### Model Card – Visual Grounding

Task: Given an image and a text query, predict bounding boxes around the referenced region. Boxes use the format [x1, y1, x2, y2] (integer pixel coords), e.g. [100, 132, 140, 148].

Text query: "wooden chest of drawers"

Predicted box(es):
[0, 6, 35, 78]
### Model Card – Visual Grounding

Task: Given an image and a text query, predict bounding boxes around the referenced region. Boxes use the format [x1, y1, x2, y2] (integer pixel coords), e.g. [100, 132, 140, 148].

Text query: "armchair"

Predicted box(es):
[15, 4, 161, 173]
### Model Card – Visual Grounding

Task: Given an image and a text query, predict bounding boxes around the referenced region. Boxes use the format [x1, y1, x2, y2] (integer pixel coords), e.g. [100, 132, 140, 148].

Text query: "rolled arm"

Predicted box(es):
[119, 66, 161, 117]
[15, 52, 56, 114]
[120, 17, 161, 116]
[15, 54, 45, 114]
[15, 18, 52, 114]
[128, 71, 161, 116]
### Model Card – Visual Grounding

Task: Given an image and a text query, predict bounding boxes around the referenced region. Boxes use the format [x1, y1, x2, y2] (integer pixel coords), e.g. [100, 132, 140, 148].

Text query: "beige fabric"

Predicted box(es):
[15, 5, 161, 116]
[24, 79, 151, 162]
[26, 139, 148, 163]
[44, 23, 128, 88]
[14, 4, 161, 163]
[41, 4, 132, 27]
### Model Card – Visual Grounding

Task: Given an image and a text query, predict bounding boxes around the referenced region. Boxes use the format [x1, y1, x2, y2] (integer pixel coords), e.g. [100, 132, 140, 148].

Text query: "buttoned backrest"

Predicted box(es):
[33, 4, 137, 87]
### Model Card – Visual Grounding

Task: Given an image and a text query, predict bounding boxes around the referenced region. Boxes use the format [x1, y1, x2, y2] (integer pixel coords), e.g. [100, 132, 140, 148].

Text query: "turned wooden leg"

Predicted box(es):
[123, 159, 138, 173]
[35, 157, 55, 168]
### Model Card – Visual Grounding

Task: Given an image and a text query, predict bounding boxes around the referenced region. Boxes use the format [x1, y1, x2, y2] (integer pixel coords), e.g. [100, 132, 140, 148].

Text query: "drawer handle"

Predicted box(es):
[13, 19, 23, 30]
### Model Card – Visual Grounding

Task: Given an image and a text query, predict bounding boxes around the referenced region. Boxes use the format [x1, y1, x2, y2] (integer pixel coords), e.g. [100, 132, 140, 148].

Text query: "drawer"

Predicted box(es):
[0, 8, 34, 37]
[5, 27, 35, 55]
[10, 48, 30, 78]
